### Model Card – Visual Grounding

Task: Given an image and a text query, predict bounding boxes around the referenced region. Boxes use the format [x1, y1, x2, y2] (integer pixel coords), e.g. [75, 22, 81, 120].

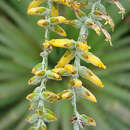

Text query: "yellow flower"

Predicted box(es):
[64, 64, 77, 74]
[79, 66, 104, 88]
[52, 25, 67, 37]
[32, 63, 46, 76]
[55, 50, 75, 68]
[42, 91, 59, 103]
[76, 42, 91, 53]
[50, 16, 67, 24]
[77, 87, 97, 102]
[47, 70, 62, 80]
[51, 2, 59, 17]
[80, 52, 106, 69]
[37, 19, 49, 27]
[27, 7, 47, 15]
[58, 90, 73, 100]
[52, 68, 66, 75]
[28, 0, 44, 10]
[47, 39, 75, 48]
[68, 79, 82, 88]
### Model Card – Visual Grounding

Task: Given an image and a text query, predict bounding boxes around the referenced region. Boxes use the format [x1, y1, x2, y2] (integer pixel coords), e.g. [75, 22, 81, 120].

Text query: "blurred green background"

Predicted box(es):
[0, 0, 130, 130]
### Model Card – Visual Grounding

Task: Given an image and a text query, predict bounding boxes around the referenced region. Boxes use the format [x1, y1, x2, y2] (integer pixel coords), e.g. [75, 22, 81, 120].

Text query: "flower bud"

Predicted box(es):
[78, 52, 106, 69]
[28, 0, 44, 10]
[26, 114, 38, 123]
[79, 66, 104, 88]
[32, 63, 46, 76]
[50, 16, 67, 24]
[51, 25, 67, 37]
[32, 63, 42, 74]
[48, 39, 75, 49]
[28, 7, 48, 15]
[64, 64, 77, 75]
[28, 76, 42, 85]
[77, 87, 97, 102]
[26, 93, 37, 102]
[43, 111, 57, 122]
[58, 90, 73, 100]
[42, 41, 52, 52]
[42, 91, 59, 103]
[35, 108, 57, 122]
[55, 50, 75, 68]
[37, 19, 49, 27]
[47, 70, 62, 80]
[52, 68, 67, 76]
[28, 102, 34, 110]
[81, 114, 96, 126]
[68, 79, 82, 88]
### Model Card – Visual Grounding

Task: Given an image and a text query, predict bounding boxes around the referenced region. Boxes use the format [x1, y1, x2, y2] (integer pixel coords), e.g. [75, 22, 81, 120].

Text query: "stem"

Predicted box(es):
[71, 21, 88, 130]
[32, 0, 53, 128]
[71, 87, 80, 130]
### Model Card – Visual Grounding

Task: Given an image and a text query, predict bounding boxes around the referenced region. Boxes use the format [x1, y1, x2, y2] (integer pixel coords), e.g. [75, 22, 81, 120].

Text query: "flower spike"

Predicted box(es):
[26, 0, 126, 129]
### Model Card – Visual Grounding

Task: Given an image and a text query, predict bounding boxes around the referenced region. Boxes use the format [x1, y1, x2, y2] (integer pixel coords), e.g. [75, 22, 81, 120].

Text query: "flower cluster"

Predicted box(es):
[26, 0, 126, 130]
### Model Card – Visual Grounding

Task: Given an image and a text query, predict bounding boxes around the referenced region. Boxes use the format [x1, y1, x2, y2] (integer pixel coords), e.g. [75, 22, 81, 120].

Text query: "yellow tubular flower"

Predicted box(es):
[52, 25, 67, 37]
[79, 66, 104, 88]
[48, 39, 75, 48]
[27, 7, 47, 15]
[64, 64, 77, 74]
[50, 16, 67, 24]
[51, 2, 59, 17]
[37, 19, 49, 27]
[47, 70, 62, 80]
[68, 79, 82, 88]
[55, 50, 75, 68]
[52, 68, 67, 75]
[76, 42, 91, 53]
[58, 90, 73, 100]
[27, 0, 44, 12]
[77, 87, 97, 102]
[80, 52, 106, 69]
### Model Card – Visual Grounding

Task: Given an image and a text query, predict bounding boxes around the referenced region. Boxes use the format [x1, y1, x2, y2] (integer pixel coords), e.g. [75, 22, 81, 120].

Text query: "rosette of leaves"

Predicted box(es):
[0, 0, 130, 130]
